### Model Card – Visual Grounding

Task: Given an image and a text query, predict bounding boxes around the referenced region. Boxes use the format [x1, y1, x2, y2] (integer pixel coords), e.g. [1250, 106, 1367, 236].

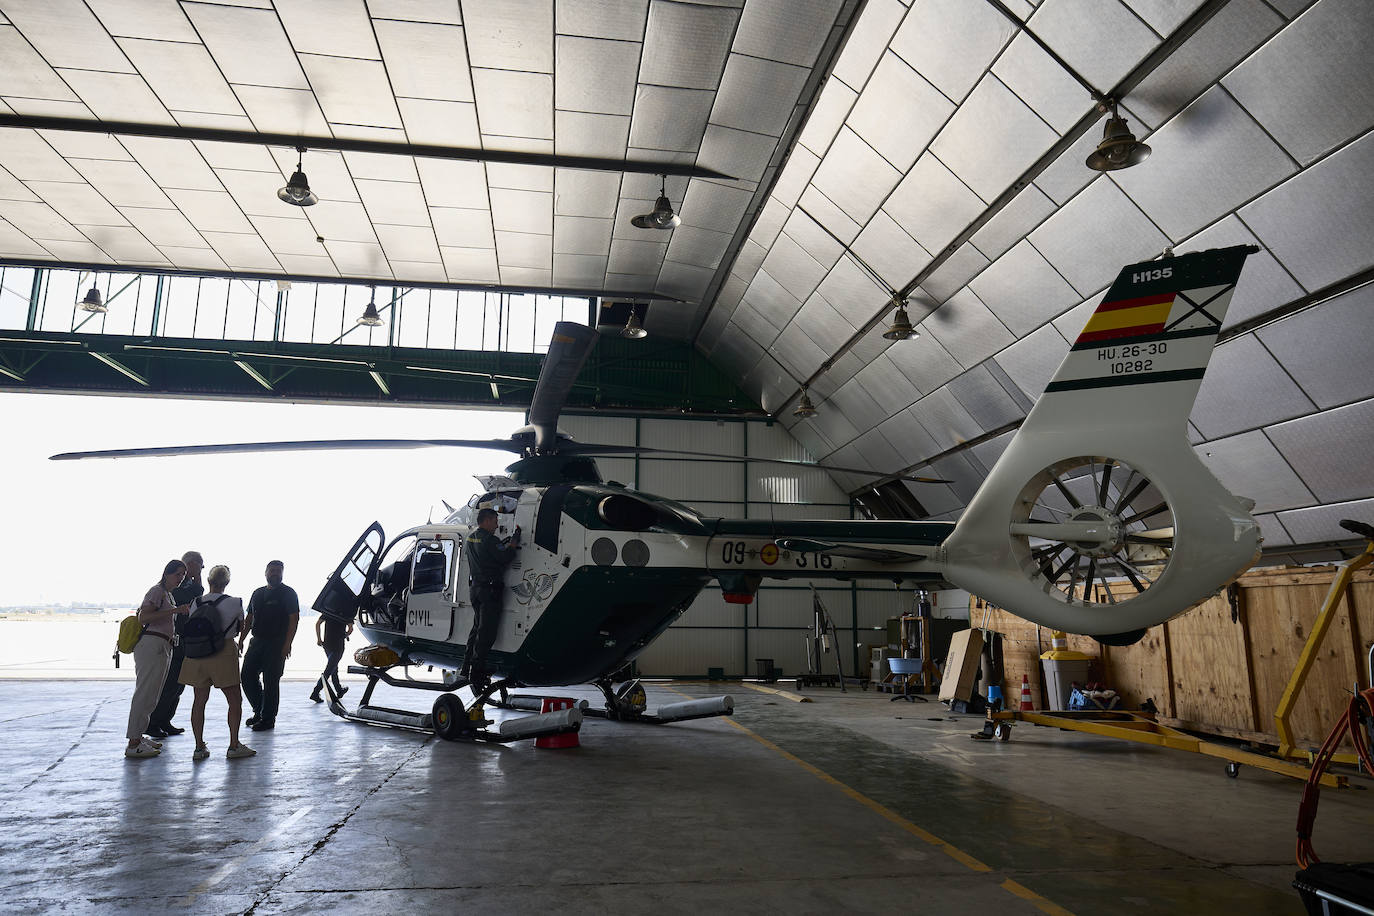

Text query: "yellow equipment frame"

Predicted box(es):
[986, 708, 1348, 788]
[1273, 539, 1374, 763]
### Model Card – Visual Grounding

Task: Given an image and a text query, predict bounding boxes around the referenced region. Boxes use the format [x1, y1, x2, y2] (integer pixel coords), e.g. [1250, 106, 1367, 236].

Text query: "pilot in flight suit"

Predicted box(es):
[460, 507, 520, 686]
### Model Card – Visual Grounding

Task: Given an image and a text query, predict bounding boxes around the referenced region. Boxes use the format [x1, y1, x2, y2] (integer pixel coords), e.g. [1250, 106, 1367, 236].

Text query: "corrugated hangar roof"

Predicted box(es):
[0, 0, 1371, 557]
[0, 0, 859, 336]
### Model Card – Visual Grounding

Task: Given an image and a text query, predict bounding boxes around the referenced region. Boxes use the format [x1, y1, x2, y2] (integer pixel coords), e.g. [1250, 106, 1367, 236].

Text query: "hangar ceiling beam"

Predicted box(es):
[0, 113, 734, 181]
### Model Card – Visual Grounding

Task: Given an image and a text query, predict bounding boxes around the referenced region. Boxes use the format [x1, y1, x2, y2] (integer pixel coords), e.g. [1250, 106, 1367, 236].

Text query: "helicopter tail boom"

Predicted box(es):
[939, 245, 1261, 636]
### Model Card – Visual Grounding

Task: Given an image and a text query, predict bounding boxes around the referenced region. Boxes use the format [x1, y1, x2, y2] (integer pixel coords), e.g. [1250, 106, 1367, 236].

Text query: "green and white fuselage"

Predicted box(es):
[351, 468, 956, 688]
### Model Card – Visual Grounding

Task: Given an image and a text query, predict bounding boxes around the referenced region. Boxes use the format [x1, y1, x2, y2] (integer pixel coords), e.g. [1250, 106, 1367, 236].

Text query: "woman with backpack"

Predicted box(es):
[126, 559, 192, 758]
[178, 564, 256, 760]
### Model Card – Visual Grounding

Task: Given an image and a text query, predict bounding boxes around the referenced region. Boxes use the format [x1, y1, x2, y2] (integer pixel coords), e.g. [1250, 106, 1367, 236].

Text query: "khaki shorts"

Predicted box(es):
[179, 639, 241, 690]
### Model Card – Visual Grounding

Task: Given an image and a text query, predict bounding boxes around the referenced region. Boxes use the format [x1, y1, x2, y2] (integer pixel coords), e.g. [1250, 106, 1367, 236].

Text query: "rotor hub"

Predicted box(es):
[1065, 506, 1124, 558]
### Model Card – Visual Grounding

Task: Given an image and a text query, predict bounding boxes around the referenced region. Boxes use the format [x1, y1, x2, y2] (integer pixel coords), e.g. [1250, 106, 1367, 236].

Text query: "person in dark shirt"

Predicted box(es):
[238, 560, 300, 731]
[309, 611, 353, 703]
[459, 508, 520, 687]
[149, 550, 204, 738]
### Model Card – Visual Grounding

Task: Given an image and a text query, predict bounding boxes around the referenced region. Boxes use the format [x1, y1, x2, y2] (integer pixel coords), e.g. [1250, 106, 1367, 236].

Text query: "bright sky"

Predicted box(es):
[1, 392, 522, 607]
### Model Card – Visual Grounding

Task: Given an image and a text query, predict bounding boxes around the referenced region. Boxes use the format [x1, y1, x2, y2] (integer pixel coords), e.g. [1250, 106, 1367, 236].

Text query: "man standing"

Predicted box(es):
[460, 509, 520, 687]
[149, 550, 204, 738]
[309, 610, 352, 703]
[239, 560, 299, 732]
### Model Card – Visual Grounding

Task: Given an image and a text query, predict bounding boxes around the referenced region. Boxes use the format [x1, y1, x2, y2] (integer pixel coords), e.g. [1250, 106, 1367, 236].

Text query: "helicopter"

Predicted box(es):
[54, 245, 1263, 744]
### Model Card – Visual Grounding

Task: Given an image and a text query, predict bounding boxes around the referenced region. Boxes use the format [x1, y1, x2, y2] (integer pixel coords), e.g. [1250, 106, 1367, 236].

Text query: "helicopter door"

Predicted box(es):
[313, 522, 384, 622]
[405, 537, 458, 642]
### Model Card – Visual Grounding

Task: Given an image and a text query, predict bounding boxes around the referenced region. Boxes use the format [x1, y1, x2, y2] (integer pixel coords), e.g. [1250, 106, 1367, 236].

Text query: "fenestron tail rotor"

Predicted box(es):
[1008, 457, 1176, 608]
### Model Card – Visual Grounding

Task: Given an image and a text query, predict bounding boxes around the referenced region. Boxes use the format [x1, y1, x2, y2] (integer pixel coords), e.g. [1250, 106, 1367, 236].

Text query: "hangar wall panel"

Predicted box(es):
[640, 458, 746, 502]
[635, 627, 742, 675]
[640, 417, 745, 454]
[748, 628, 812, 674]
[745, 502, 850, 520]
[560, 414, 636, 446]
[679, 588, 743, 628]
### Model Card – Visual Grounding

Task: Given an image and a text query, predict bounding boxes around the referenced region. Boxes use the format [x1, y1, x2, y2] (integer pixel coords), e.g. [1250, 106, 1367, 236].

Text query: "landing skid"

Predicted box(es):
[490, 678, 735, 725]
[327, 665, 583, 743]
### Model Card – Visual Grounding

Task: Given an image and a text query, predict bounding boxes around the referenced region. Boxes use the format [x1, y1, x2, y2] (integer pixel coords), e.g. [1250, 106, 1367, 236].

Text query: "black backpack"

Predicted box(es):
[182, 595, 238, 659]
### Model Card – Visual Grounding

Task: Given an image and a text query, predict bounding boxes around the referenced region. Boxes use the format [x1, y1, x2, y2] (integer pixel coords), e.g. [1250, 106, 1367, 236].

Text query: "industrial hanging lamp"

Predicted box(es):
[1086, 100, 1151, 172]
[620, 304, 648, 339]
[277, 145, 319, 207]
[793, 386, 818, 419]
[78, 279, 107, 313]
[881, 296, 918, 341]
[631, 175, 681, 230]
[355, 286, 384, 327]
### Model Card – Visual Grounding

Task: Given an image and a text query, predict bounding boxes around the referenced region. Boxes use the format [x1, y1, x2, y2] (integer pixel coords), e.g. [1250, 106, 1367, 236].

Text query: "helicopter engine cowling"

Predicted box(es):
[597, 493, 660, 531]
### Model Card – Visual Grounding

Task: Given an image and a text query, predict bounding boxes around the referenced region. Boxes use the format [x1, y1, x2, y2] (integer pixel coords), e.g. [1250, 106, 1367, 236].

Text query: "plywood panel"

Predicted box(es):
[1101, 625, 1171, 715]
[1244, 569, 1363, 748]
[1354, 578, 1374, 691]
[970, 565, 1374, 744]
[1165, 593, 1255, 732]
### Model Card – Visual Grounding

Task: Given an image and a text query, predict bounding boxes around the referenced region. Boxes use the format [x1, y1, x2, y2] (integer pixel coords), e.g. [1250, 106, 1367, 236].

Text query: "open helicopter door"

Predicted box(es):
[405, 536, 460, 641]
[313, 522, 384, 622]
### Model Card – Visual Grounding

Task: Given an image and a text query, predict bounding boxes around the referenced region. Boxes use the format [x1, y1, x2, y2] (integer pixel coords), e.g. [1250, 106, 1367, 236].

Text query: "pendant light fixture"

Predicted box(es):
[630, 175, 681, 230]
[881, 296, 918, 341]
[793, 386, 818, 419]
[1086, 100, 1151, 172]
[277, 145, 319, 207]
[356, 286, 384, 327]
[620, 304, 648, 339]
[78, 279, 106, 313]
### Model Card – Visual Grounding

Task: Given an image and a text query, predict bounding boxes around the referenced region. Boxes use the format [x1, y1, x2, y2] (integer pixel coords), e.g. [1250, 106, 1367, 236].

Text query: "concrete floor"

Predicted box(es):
[2, 678, 1371, 914]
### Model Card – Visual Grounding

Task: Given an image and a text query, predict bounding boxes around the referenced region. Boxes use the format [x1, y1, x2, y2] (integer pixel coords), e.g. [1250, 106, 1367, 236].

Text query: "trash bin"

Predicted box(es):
[1040, 633, 1091, 711]
[754, 658, 776, 683]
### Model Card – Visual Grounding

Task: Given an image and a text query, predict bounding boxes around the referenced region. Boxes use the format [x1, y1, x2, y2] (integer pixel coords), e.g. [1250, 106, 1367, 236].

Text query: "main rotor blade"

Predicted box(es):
[528, 321, 599, 452]
[557, 443, 953, 484]
[50, 438, 524, 460]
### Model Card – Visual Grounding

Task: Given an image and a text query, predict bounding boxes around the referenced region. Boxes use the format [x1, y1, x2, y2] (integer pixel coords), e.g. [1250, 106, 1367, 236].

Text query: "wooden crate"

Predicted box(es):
[972, 564, 1373, 748]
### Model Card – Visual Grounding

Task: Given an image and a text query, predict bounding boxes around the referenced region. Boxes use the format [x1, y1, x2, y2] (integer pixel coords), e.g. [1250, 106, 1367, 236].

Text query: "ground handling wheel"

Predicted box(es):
[433, 694, 467, 741]
[995, 721, 1012, 742]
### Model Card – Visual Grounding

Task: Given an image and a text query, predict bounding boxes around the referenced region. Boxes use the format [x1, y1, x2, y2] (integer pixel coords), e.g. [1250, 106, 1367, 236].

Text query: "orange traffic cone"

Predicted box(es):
[1019, 674, 1034, 711]
[535, 697, 580, 749]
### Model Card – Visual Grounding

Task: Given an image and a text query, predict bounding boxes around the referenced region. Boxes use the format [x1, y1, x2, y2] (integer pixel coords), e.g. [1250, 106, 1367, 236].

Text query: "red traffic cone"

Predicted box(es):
[1019, 674, 1034, 711]
[535, 697, 580, 749]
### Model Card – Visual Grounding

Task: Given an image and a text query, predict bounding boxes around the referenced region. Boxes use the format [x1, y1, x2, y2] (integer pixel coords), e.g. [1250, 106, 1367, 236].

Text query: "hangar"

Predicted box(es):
[1, 0, 1372, 912]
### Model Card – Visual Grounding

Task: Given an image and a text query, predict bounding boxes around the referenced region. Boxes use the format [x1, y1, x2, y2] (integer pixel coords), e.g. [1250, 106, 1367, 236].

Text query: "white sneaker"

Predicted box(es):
[226, 743, 257, 759]
[139, 737, 162, 752]
[125, 743, 159, 758]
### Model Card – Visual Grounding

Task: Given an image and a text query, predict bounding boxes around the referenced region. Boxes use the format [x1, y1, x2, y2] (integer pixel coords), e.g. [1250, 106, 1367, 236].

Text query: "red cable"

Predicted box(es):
[1297, 687, 1374, 868]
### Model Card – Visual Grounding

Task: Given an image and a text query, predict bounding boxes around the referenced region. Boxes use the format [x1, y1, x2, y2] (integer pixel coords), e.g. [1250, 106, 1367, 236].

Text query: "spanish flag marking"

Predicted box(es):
[1076, 292, 1175, 344]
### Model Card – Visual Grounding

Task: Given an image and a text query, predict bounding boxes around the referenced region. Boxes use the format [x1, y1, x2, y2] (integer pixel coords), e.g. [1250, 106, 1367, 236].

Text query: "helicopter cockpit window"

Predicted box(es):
[477, 491, 520, 514]
[411, 540, 454, 595]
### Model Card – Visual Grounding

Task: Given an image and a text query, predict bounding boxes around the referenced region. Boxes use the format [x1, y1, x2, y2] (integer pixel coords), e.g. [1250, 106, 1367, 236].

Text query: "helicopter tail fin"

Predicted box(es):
[941, 245, 1261, 637]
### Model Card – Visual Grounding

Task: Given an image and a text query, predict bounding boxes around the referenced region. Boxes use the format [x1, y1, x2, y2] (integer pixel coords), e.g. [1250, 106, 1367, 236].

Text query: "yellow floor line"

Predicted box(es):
[1000, 878, 1076, 916]
[739, 682, 812, 703]
[665, 685, 1075, 916]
